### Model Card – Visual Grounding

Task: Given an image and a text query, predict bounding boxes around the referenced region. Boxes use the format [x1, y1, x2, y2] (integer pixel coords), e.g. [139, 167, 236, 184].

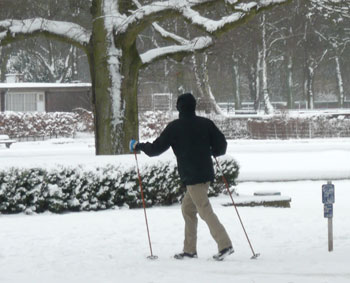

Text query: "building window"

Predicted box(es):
[6, 92, 37, 112]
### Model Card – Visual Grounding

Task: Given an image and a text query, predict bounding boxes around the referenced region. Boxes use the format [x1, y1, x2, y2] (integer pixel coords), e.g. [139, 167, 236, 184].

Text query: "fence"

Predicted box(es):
[247, 116, 350, 139]
[138, 93, 174, 112]
[138, 111, 350, 140]
[218, 100, 350, 114]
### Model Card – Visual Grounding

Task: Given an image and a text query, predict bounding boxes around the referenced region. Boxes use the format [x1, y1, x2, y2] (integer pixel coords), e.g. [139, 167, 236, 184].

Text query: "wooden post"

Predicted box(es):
[322, 181, 335, 252]
[328, 218, 333, 252]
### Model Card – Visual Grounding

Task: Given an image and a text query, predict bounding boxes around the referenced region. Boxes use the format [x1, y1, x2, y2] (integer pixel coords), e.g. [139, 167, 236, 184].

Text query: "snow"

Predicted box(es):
[103, 0, 125, 130]
[0, 82, 91, 89]
[0, 18, 90, 46]
[140, 36, 213, 64]
[1, 135, 350, 181]
[0, 134, 349, 282]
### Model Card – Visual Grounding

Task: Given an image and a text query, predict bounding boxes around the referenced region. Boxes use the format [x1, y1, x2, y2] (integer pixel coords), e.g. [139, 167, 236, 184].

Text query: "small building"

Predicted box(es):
[0, 74, 92, 112]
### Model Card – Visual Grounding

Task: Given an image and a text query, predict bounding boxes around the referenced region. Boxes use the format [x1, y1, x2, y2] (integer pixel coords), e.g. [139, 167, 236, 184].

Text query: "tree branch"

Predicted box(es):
[118, 0, 291, 37]
[151, 22, 190, 45]
[140, 36, 213, 65]
[0, 18, 91, 49]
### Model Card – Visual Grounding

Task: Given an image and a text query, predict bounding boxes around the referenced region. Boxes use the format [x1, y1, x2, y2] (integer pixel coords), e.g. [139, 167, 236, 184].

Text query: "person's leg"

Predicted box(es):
[181, 189, 198, 254]
[187, 182, 232, 251]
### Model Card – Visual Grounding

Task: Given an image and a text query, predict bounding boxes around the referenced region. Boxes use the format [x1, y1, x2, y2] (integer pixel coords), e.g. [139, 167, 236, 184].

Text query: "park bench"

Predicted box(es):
[0, 135, 16, 148]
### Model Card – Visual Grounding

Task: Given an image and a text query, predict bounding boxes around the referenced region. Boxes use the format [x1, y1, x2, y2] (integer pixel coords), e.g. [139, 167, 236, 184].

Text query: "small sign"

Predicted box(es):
[322, 183, 335, 204]
[324, 204, 333, 218]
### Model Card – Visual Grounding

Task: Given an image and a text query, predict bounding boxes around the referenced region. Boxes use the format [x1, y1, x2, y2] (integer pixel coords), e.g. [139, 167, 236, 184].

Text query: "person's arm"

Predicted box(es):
[131, 125, 171, 157]
[209, 121, 227, 157]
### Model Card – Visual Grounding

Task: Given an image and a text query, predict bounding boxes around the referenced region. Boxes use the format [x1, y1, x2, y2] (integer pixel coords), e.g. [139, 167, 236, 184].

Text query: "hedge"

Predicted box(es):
[0, 109, 94, 139]
[139, 111, 251, 140]
[0, 157, 239, 214]
[3, 110, 350, 141]
[247, 114, 350, 139]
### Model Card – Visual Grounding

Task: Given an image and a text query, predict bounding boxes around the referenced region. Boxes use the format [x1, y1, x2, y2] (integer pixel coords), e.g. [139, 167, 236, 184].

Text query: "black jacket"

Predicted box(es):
[136, 111, 227, 186]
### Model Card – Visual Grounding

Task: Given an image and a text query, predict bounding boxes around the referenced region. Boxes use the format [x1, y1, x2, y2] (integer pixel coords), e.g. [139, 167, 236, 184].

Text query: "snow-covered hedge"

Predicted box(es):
[3, 110, 350, 141]
[0, 110, 93, 139]
[139, 111, 174, 140]
[139, 111, 350, 140]
[0, 157, 239, 214]
[214, 117, 251, 139]
[139, 111, 250, 140]
[247, 114, 350, 139]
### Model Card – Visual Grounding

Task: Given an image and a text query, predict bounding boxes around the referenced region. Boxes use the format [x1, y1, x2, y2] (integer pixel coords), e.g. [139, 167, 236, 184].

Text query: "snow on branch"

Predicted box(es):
[0, 18, 91, 47]
[140, 36, 213, 65]
[133, 0, 190, 44]
[119, 0, 289, 35]
[152, 23, 190, 45]
[181, 7, 246, 33]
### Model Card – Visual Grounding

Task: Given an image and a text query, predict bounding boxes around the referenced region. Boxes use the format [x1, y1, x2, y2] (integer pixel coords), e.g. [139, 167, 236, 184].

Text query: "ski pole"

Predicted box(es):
[214, 157, 260, 259]
[134, 152, 158, 260]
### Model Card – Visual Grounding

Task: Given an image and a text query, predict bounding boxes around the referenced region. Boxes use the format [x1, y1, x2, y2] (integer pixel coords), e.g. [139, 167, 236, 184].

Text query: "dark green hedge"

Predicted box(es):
[0, 157, 239, 214]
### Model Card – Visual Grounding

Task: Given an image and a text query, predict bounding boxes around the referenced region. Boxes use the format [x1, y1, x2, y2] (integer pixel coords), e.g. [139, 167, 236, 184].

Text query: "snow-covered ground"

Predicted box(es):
[0, 135, 350, 283]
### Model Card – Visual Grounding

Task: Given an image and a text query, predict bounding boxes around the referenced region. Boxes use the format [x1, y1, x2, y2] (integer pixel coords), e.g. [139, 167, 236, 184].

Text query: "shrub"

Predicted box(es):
[247, 113, 350, 139]
[0, 157, 239, 214]
[0, 112, 79, 139]
[139, 111, 174, 140]
[2, 110, 350, 141]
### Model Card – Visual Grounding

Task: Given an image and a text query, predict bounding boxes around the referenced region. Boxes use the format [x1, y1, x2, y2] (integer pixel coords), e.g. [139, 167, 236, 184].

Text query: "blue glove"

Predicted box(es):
[129, 139, 138, 153]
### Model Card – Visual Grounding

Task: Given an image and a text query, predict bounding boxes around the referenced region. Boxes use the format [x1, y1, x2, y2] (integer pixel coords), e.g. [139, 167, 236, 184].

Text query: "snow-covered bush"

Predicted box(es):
[139, 111, 174, 140]
[0, 111, 94, 139]
[214, 117, 251, 139]
[3, 110, 350, 141]
[138, 111, 250, 140]
[0, 157, 239, 214]
[247, 114, 350, 139]
[73, 108, 94, 132]
[0, 112, 74, 138]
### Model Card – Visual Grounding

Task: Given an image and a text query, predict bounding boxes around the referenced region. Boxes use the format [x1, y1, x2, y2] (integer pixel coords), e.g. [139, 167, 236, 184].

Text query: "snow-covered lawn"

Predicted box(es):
[0, 135, 350, 283]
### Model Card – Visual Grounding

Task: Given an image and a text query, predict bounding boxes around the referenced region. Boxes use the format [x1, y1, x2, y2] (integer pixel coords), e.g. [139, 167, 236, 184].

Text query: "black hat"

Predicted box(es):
[176, 93, 196, 113]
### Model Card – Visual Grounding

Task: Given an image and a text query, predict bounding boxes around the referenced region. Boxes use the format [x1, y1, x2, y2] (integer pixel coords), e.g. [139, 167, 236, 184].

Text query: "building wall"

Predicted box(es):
[45, 90, 92, 112]
[0, 87, 93, 112]
[0, 91, 4, 111]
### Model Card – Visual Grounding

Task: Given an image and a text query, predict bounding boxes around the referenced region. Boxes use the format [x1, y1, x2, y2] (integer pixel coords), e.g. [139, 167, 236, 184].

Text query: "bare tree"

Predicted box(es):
[311, 0, 350, 108]
[0, 0, 290, 155]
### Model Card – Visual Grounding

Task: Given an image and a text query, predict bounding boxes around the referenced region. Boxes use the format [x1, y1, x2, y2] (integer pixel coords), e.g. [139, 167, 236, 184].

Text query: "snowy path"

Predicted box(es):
[0, 181, 349, 283]
[228, 139, 350, 181]
[0, 136, 350, 282]
[1, 136, 350, 182]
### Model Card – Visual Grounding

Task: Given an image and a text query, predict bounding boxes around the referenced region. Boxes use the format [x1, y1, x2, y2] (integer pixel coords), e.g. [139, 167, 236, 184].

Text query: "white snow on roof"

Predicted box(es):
[0, 82, 91, 89]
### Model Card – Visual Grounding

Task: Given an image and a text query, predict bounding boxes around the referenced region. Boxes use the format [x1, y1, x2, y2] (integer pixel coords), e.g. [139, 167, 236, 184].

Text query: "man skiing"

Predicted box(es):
[129, 92, 233, 261]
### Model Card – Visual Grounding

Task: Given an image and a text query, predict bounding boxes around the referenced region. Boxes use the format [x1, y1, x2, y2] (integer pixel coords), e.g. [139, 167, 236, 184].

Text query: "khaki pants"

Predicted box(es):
[181, 182, 232, 253]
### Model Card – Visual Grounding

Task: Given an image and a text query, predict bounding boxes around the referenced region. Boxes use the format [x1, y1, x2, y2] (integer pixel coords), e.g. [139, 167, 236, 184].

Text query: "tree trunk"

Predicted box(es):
[89, 1, 141, 155]
[246, 66, 256, 103]
[202, 54, 224, 115]
[261, 14, 274, 114]
[192, 53, 223, 115]
[254, 50, 262, 111]
[232, 54, 241, 110]
[305, 64, 314, 110]
[286, 53, 294, 109]
[335, 56, 344, 108]
[71, 46, 78, 81]
[0, 47, 10, 82]
[192, 53, 205, 99]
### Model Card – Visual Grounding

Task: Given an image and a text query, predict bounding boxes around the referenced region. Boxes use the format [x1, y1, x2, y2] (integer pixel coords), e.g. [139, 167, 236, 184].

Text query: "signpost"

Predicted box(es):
[322, 181, 335, 252]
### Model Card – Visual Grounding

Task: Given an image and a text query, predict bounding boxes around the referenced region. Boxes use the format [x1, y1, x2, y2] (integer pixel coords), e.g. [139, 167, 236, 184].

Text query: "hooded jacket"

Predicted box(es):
[136, 93, 227, 186]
